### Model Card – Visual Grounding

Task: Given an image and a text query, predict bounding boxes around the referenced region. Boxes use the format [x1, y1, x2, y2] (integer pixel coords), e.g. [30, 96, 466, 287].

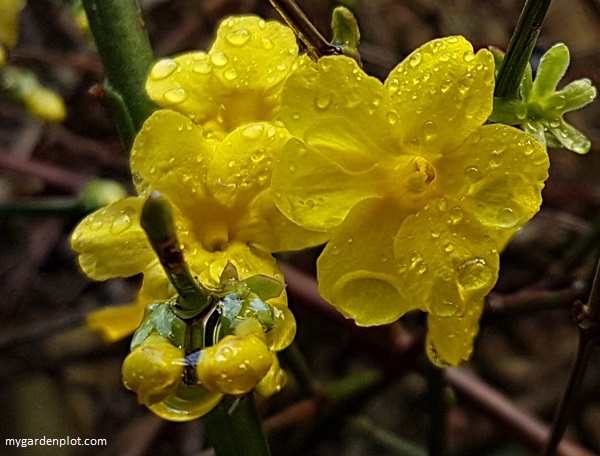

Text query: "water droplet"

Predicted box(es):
[444, 243, 454, 252]
[292, 112, 301, 120]
[387, 111, 399, 125]
[225, 29, 250, 46]
[464, 166, 480, 182]
[458, 73, 474, 93]
[409, 52, 422, 68]
[438, 52, 451, 62]
[210, 51, 229, 67]
[241, 124, 264, 140]
[449, 206, 464, 224]
[163, 87, 188, 104]
[251, 150, 265, 163]
[90, 220, 103, 231]
[457, 258, 493, 290]
[431, 229, 441, 239]
[387, 78, 400, 94]
[440, 78, 452, 93]
[548, 119, 561, 128]
[424, 120, 437, 141]
[276, 63, 288, 72]
[314, 91, 332, 110]
[223, 68, 238, 81]
[380, 254, 388, 262]
[261, 37, 274, 49]
[111, 212, 132, 234]
[347, 237, 354, 244]
[150, 59, 178, 80]
[288, 163, 296, 173]
[463, 51, 475, 62]
[497, 207, 518, 228]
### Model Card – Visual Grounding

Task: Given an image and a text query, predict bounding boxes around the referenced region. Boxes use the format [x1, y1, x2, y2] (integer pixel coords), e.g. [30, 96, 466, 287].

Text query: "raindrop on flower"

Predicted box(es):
[458, 73, 474, 93]
[457, 258, 492, 290]
[225, 29, 251, 46]
[90, 220, 103, 231]
[448, 206, 464, 224]
[409, 52, 422, 68]
[497, 207, 519, 228]
[150, 59, 178, 80]
[387, 111, 399, 125]
[241, 124, 264, 140]
[463, 51, 475, 62]
[444, 243, 455, 252]
[261, 37, 274, 50]
[210, 51, 229, 67]
[224, 68, 238, 81]
[163, 87, 188, 104]
[193, 61, 211, 74]
[314, 91, 332, 110]
[424, 120, 437, 141]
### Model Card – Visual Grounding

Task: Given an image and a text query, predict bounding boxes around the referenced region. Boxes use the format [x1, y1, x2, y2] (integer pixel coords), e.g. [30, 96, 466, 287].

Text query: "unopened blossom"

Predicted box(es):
[271, 36, 549, 366]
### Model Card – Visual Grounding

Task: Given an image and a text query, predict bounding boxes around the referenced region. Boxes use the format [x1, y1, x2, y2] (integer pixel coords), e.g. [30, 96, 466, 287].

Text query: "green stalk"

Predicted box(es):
[495, 0, 553, 99]
[425, 363, 448, 456]
[82, 0, 156, 148]
[0, 198, 81, 218]
[204, 395, 272, 456]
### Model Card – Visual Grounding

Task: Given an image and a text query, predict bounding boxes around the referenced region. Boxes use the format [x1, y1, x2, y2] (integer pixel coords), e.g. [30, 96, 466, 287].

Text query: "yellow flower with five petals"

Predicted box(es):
[73, 15, 326, 343]
[271, 36, 550, 366]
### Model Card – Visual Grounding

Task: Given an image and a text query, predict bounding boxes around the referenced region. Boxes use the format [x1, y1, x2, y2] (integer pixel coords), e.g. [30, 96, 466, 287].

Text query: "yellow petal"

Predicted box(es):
[131, 110, 216, 217]
[436, 124, 549, 249]
[238, 189, 329, 252]
[146, 52, 221, 127]
[426, 301, 484, 367]
[279, 55, 397, 157]
[393, 198, 499, 317]
[385, 36, 495, 158]
[71, 197, 153, 280]
[207, 122, 289, 209]
[317, 198, 412, 325]
[211, 16, 297, 92]
[87, 300, 147, 342]
[271, 138, 384, 232]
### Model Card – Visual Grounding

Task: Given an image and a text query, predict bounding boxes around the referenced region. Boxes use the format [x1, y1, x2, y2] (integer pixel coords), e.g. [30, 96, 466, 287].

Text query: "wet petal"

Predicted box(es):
[207, 122, 289, 209]
[279, 55, 397, 155]
[385, 36, 495, 157]
[146, 52, 220, 124]
[317, 197, 412, 325]
[436, 124, 549, 249]
[393, 198, 499, 317]
[131, 110, 216, 217]
[426, 300, 483, 367]
[211, 16, 298, 91]
[71, 197, 153, 280]
[271, 138, 384, 232]
[87, 300, 147, 342]
[238, 189, 329, 252]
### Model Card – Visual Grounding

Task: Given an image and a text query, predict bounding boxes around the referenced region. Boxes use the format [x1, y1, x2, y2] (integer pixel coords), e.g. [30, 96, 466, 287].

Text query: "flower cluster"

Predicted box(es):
[72, 13, 557, 420]
[270, 37, 549, 366]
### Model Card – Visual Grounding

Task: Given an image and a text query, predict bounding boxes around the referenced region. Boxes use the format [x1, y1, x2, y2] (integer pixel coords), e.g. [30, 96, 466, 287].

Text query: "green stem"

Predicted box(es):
[0, 198, 82, 218]
[81, 0, 156, 148]
[141, 191, 212, 315]
[204, 395, 271, 456]
[268, 0, 340, 60]
[495, 0, 553, 98]
[350, 416, 427, 456]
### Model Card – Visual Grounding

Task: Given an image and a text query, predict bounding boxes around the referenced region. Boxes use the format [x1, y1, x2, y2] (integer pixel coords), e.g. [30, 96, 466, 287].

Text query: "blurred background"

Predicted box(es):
[0, 0, 599, 455]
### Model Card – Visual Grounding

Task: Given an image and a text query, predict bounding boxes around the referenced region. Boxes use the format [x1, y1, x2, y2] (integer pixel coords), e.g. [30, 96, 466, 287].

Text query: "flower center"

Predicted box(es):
[200, 219, 229, 252]
[386, 156, 437, 209]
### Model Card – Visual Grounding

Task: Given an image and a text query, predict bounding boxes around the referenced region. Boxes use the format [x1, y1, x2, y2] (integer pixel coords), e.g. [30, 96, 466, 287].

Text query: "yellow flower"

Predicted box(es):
[271, 36, 550, 366]
[72, 16, 326, 342]
[145, 15, 300, 139]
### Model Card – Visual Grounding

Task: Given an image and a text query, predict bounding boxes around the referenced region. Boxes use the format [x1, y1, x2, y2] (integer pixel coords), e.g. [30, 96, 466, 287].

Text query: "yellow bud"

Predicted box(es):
[122, 334, 185, 406]
[196, 333, 273, 395]
[24, 87, 67, 123]
[255, 354, 287, 397]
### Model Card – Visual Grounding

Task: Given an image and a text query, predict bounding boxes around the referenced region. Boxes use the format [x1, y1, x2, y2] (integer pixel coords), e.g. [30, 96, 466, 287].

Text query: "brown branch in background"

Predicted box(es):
[446, 368, 595, 456]
[280, 263, 595, 456]
[0, 148, 88, 193]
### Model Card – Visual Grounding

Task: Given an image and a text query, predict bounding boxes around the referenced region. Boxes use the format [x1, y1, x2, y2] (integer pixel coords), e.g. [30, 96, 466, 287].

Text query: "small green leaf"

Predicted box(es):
[131, 301, 187, 350]
[547, 79, 597, 112]
[547, 119, 592, 154]
[331, 6, 361, 65]
[243, 275, 285, 301]
[530, 43, 569, 99]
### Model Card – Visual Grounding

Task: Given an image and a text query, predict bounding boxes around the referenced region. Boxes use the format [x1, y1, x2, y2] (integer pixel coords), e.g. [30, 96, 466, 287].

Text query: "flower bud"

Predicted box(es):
[24, 87, 66, 123]
[196, 333, 273, 395]
[122, 334, 185, 406]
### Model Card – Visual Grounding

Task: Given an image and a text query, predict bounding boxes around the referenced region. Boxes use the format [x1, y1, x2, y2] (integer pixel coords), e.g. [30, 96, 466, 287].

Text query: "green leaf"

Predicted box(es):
[243, 274, 285, 301]
[547, 119, 592, 154]
[131, 301, 187, 350]
[547, 79, 597, 112]
[531, 43, 569, 99]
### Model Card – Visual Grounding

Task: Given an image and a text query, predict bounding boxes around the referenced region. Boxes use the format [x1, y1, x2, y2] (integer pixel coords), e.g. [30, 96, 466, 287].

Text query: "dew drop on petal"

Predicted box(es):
[225, 29, 251, 46]
[90, 220, 103, 231]
[224, 68, 238, 81]
[387, 110, 398, 125]
[409, 52, 422, 68]
[110, 211, 133, 234]
[458, 73, 474, 93]
[163, 87, 188, 104]
[261, 37, 274, 50]
[444, 243, 455, 253]
[211, 51, 229, 67]
[497, 207, 518, 228]
[150, 59, 178, 80]
[241, 124, 264, 140]
[424, 121, 437, 141]
[193, 61, 212, 74]
[464, 166, 480, 183]
[457, 258, 493, 290]
[448, 206, 464, 225]
[314, 91, 332, 110]
[463, 51, 475, 62]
